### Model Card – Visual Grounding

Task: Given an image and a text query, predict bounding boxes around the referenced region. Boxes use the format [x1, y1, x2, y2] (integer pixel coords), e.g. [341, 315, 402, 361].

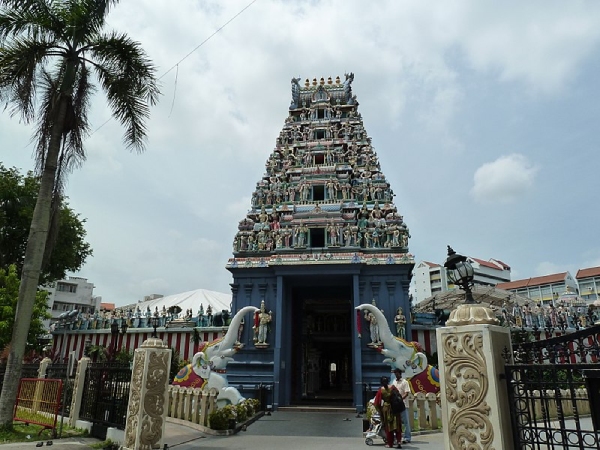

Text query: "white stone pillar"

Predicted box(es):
[68, 356, 90, 427]
[436, 304, 514, 450]
[122, 337, 172, 450]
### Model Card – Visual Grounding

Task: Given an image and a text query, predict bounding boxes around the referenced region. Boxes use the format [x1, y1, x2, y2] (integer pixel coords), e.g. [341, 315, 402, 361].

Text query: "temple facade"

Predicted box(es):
[226, 75, 414, 412]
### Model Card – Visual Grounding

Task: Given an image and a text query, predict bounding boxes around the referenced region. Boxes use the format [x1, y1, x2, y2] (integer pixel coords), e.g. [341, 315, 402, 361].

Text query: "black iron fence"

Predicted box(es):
[0, 363, 41, 392]
[46, 363, 76, 417]
[79, 362, 131, 440]
[505, 324, 600, 449]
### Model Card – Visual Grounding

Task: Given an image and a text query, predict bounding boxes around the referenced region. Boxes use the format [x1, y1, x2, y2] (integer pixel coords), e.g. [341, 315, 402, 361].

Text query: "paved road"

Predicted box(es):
[0, 411, 445, 450]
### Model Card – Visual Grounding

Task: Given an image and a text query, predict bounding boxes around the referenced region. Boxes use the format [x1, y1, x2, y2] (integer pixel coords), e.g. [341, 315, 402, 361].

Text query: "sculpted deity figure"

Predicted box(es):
[391, 228, 400, 247]
[343, 72, 354, 101]
[513, 303, 523, 328]
[283, 226, 292, 248]
[295, 222, 308, 247]
[206, 305, 213, 326]
[343, 224, 352, 247]
[254, 300, 272, 345]
[327, 220, 339, 246]
[364, 308, 381, 346]
[394, 307, 407, 339]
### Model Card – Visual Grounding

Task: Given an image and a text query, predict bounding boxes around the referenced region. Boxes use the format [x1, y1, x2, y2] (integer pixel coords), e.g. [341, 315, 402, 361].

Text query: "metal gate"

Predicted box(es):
[505, 325, 600, 449]
[79, 362, 131, 440]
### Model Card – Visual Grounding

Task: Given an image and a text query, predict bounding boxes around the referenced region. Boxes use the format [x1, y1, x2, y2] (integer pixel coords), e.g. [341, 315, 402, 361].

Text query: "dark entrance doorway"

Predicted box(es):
[290, 283, 353, 406]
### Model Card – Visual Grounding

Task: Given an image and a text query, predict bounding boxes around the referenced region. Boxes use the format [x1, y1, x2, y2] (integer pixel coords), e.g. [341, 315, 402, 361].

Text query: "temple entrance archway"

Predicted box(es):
[290, 282, 353, 406]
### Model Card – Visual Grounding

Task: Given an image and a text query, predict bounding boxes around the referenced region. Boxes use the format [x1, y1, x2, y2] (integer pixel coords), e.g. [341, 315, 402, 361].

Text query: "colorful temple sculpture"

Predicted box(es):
[226, 75, 415, 412]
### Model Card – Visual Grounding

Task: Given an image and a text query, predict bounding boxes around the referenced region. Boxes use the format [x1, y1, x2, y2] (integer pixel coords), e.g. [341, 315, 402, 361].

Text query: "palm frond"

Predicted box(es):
[63, 60, 93, 166]
[0, 1, 64, 42]
[0, 36, 58, 122]
[88, 31, 160, 151]
[68, 0, 120, 41]
[33, 67, 61, 174]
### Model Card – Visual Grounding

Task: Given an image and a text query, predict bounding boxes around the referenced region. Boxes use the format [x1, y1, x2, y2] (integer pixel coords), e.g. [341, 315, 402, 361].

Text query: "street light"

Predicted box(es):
[111, 320, 119, 357]
[444, 246, 475, 304]
[151, 316, 159, 338]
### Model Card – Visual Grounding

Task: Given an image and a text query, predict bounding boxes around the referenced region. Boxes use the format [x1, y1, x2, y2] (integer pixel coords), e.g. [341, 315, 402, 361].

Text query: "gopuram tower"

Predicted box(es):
[226, 74, 414, 412]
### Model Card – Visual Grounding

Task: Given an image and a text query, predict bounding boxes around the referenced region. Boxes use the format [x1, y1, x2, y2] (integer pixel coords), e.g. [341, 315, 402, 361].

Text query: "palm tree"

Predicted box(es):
[0, 0, 160, 426]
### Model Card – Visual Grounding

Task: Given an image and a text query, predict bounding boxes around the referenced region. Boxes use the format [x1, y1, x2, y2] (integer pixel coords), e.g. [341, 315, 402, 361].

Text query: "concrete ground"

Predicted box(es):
[0, 411, 445, 450]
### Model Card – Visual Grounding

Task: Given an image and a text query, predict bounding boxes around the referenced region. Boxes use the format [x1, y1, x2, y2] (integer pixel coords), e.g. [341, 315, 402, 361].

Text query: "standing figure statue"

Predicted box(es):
[254, 300, 272, 346]
[364, 309, 381, 347]
[290, 77, 301, 110]
[394, 307, 407, 339]
[343, 72, 354, 102]
[206, 305, 213, 327]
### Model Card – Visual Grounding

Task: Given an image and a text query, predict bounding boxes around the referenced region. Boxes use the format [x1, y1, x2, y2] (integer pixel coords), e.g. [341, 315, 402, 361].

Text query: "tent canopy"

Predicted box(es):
[120, 289, 231, 315]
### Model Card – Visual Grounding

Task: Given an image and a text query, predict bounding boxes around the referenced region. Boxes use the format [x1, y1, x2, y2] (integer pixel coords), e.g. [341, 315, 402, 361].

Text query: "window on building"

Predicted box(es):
[315, 130, 325, 140]
[314, 154, 324, 165]
[57, 283, 77, 293]
[310, 228, 325, 248]
[313, 185, 324, 201]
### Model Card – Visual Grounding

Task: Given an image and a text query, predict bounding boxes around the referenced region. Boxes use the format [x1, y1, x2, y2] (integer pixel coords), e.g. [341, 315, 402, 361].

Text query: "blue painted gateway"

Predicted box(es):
[226, 75, 414, 413]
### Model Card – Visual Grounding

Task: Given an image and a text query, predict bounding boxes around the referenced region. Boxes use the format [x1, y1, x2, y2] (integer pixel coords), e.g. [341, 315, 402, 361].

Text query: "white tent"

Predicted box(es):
[125, 288, 231, 315]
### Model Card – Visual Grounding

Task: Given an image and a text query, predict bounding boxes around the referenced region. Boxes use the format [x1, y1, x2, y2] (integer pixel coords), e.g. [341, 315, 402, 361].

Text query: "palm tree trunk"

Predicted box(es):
[0, 95, 68, 427]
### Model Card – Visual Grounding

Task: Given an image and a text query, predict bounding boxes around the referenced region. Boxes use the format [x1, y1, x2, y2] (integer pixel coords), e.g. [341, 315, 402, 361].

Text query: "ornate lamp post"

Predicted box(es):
[443, 246, 498, 326]
[444, 246, 476, 303]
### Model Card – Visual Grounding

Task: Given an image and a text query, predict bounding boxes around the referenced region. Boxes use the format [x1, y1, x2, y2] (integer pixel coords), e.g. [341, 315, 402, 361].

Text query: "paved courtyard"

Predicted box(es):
[0, 411, 445, 450]
[165, 411, 445, 450]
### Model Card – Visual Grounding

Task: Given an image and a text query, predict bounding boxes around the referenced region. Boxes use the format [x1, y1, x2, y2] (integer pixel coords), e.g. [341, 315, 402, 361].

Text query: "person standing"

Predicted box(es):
[374, 375, 402, 448]
[391, 368, 411, 444]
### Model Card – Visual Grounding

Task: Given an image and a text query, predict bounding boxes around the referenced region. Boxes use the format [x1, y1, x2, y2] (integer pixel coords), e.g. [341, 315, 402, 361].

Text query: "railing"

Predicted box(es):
[167, 386, 218, 427]
[0, 363, 41, 392]
[46, 363, 75, 416]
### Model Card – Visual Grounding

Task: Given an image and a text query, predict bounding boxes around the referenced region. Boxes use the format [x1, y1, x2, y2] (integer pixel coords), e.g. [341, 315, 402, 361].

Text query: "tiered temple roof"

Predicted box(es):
[226, 74, 414, 268]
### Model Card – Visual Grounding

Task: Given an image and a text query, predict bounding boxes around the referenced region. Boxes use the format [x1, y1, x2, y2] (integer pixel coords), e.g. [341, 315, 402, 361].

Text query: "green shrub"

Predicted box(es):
[208, 398, 263, 430]
[208, 404, 236, 430]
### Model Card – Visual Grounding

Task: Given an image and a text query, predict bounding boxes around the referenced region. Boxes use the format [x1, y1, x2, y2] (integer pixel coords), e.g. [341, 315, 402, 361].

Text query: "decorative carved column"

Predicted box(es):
[436, 319, 514, 449]
[122, 337, 172, 450]
[229, 283, 239, 306]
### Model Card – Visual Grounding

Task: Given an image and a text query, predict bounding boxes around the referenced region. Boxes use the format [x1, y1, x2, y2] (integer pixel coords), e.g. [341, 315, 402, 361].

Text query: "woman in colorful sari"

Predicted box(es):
[374, 375, 402, 448]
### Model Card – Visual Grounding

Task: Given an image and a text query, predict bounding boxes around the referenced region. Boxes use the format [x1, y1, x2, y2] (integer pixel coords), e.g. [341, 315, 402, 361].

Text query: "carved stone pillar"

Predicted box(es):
[436, 321, 514, 450]
[122, 337, 172, 450]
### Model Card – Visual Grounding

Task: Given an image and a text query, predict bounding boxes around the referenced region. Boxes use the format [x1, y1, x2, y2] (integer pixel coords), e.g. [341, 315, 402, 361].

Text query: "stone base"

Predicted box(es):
[436, 324, 513, 450]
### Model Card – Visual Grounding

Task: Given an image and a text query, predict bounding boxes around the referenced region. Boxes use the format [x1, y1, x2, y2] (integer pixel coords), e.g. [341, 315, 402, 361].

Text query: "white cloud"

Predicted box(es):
[471, 154, 538, 204]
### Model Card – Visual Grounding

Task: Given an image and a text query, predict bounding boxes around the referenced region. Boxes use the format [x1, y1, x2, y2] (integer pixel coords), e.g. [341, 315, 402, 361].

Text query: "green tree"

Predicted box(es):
[0, 265, 50, 356]
[0, 164, 92, 283]
[0, 0, 159, 426]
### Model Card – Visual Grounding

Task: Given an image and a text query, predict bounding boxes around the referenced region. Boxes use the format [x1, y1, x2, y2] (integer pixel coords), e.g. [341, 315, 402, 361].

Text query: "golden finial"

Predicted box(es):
[305, 78, 310, 87]
[320, 77, 325, 85]
[327, 76, 332, 84]
[335, 76, 341, 84]
[312, 78, 317, 86]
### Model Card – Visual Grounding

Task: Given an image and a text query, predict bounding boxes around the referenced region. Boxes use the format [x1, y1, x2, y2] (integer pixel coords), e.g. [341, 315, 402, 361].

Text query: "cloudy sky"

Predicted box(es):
[2, 0, 600, 306]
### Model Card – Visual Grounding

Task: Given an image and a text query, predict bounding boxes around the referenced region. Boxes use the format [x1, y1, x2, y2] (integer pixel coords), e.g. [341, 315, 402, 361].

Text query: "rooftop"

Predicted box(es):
[497, 272, 569, 290]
